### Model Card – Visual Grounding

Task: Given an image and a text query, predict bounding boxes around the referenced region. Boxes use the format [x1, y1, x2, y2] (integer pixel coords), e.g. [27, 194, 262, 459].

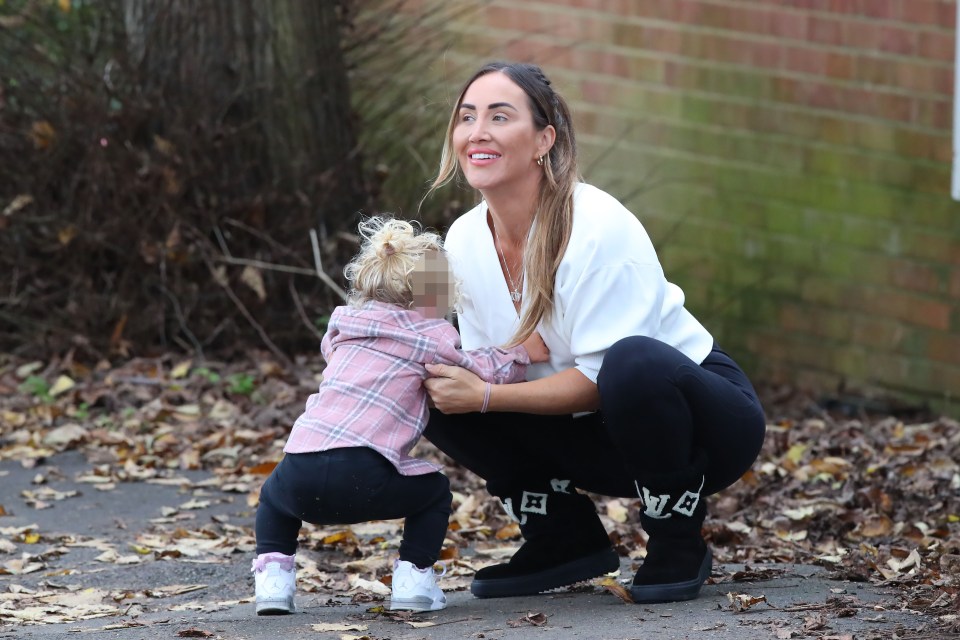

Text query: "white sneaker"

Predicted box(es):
[390, 559, 447, 611]
[252, 553, 296, 615]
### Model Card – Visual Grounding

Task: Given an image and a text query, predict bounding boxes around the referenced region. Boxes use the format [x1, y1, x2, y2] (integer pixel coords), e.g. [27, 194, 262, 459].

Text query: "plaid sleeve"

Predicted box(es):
[432, 324, 529, 384]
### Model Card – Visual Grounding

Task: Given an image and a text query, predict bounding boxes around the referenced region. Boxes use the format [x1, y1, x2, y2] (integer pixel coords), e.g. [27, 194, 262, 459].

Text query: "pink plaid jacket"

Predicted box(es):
[283, 301, 530, 475]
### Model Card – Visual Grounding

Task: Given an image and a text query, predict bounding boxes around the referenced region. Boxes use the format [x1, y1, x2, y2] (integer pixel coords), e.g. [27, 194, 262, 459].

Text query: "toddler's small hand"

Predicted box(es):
[521, 331, 550, 363]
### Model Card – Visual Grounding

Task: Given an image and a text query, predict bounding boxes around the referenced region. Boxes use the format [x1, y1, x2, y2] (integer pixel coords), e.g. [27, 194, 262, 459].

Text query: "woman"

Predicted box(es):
[422, 61, 766, 604]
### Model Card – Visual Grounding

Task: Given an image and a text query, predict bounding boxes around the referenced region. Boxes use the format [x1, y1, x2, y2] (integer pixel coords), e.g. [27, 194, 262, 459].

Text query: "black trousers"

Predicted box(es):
[255, 447, 452, 569]
[424, 337, 766, 499]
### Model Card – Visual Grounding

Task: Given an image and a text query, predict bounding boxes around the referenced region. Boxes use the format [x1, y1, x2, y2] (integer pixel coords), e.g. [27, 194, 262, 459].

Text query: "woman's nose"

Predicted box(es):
[469, 123, 490, 142]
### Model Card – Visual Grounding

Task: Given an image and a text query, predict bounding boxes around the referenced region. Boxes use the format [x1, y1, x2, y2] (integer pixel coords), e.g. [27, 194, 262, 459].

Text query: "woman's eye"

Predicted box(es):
[492, 113, 508, 122]
[460, 113, 475, 122]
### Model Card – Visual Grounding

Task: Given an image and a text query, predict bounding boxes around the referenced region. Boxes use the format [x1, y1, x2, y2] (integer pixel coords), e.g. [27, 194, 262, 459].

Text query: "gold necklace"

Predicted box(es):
[491, 216, 523, 303]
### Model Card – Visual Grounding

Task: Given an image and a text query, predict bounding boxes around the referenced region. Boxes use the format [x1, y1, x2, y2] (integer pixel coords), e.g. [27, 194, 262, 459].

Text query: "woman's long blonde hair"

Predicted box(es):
[423, 61, 579, 346]
[344, 216, 447, 308]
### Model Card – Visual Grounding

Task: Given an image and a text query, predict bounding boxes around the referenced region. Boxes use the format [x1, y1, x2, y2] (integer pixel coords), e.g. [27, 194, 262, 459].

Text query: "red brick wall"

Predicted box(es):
[394, 0, 960, 414]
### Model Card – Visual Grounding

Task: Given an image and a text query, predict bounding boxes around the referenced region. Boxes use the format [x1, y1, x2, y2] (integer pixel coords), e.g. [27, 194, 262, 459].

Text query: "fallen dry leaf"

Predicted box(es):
[322, 530, 359, 546]
[145, 585, 207, 598]
[406, 620, 436, 628]
[507, 611, 548, 627]
[349, 576, 390, 596]
[48, 375, 75, 397]
[170, 360, 192, 379]
[727, 591, 771, 612]
[42, 423, 86, 448]
[0, 556, 44, 575]
[597, 576, 633, 603]
[605, 499, 629, 523]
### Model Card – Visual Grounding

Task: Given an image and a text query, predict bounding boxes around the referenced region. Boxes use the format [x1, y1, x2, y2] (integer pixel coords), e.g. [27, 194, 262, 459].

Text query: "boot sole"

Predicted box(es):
[630, 547, 712, 604]
[471, 547, 620, 598]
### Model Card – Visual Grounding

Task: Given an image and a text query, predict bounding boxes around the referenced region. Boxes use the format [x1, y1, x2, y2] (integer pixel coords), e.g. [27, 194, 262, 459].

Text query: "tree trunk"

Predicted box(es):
[122, 0, 366, 232]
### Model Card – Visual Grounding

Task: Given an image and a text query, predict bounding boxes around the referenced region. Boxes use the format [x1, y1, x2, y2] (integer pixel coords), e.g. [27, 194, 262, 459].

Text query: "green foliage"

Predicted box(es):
[1, 0, 109, 77]
[191, 368, 222, 384]
[314, 314, 332, 333]
[18, 375, 51, 402]
[72, 401, 90, 420]
[226, 372, 256, 396]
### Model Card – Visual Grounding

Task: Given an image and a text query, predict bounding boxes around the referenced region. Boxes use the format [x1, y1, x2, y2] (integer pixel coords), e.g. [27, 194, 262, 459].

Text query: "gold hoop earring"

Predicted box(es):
[537, 155, 544, 167]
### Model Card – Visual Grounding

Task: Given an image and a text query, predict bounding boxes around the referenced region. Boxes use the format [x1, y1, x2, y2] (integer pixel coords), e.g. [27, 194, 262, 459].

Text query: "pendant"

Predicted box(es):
[510, 291, 522, 303]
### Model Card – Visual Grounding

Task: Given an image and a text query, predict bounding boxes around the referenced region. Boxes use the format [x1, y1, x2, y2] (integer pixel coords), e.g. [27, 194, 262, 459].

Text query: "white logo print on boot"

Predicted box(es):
[636, 475, 705, 519]
[501, 491, 549, 525]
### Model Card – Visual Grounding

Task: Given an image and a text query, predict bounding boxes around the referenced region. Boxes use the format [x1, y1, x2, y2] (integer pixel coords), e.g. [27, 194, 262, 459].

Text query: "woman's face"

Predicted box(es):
[452, 72, 555, 195]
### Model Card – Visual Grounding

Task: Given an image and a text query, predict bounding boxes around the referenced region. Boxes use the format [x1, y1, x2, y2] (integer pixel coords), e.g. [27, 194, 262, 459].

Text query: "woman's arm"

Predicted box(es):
[433, 324, 533, 385]
[424, 363, 599, 415]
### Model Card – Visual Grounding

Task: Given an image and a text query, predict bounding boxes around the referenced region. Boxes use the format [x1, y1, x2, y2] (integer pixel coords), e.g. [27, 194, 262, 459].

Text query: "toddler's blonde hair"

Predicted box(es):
[344, 216, 449, 308]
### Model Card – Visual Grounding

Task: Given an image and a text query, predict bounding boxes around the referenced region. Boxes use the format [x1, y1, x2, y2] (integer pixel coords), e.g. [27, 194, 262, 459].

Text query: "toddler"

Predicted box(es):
[252, 216, 549, 614]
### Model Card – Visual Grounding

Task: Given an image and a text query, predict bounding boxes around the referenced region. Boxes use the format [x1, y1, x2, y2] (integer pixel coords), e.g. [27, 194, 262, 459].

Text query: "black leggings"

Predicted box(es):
[424, 337, 765, 499]
[255, 447, 452, 568]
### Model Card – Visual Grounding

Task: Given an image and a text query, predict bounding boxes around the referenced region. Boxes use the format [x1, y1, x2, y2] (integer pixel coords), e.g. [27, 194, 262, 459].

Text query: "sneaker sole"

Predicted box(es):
[256, 598, 295, 615]
[389, 596, 446, 612]
[629, 547, 712, 604]
[471, 547, 620, 598]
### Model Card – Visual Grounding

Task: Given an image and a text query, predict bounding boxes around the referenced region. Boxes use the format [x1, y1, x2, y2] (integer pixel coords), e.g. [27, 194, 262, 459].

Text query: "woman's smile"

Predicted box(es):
[467, 147, 502, 165]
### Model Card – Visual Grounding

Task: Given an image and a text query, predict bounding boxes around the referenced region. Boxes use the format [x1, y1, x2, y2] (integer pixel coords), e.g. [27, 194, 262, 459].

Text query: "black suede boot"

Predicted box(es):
[631, 454, 712, 603]
[472, 479, 620, 598]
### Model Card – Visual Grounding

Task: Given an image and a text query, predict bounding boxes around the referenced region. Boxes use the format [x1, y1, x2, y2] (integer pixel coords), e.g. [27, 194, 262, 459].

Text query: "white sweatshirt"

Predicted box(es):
[444, 183, 714, 384]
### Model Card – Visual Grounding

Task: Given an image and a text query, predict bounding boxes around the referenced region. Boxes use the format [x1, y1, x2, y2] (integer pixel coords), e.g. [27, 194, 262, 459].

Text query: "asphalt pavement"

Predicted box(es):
[0, 452, 944, 640]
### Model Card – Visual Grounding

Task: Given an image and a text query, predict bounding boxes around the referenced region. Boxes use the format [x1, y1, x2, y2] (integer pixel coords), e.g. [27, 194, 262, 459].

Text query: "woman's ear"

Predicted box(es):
[537, 125, 557, 157]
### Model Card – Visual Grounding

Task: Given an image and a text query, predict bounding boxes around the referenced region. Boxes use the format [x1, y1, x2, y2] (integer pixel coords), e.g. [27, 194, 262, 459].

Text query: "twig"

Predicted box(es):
[217, 253, 317, 276]
[172, 335, 195, 354]
[309, 228, 348, 301]
[221, 218, 305, 262]
[418, 616, 482, 627]
[158, 285, 205, 359]
[218, 278, 294, 370]
[779, 603, 829, 612]
[198, 252, 294, 369]
[289, 280, 325, 343]
[213, 225, 347, 301]
[214, 225, 281, 266]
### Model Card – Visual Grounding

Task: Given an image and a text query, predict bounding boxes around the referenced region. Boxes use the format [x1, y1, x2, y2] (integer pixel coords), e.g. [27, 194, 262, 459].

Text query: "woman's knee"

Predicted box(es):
[598, 336, 681, 397]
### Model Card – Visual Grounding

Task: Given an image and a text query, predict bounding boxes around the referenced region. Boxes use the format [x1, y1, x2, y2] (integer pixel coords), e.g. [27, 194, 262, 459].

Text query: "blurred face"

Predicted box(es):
[452, 72, 555, 194]
[411, 251, 455, 319]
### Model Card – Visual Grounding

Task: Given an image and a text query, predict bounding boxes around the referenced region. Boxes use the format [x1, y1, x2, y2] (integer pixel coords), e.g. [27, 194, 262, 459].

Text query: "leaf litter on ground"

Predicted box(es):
[0, 353, 958, 632]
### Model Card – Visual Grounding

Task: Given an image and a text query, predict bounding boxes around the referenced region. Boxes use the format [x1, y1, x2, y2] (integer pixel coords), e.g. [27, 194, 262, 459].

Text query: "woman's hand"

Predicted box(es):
[424, 363, 485, 414]
[521, 331, 550, 363]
